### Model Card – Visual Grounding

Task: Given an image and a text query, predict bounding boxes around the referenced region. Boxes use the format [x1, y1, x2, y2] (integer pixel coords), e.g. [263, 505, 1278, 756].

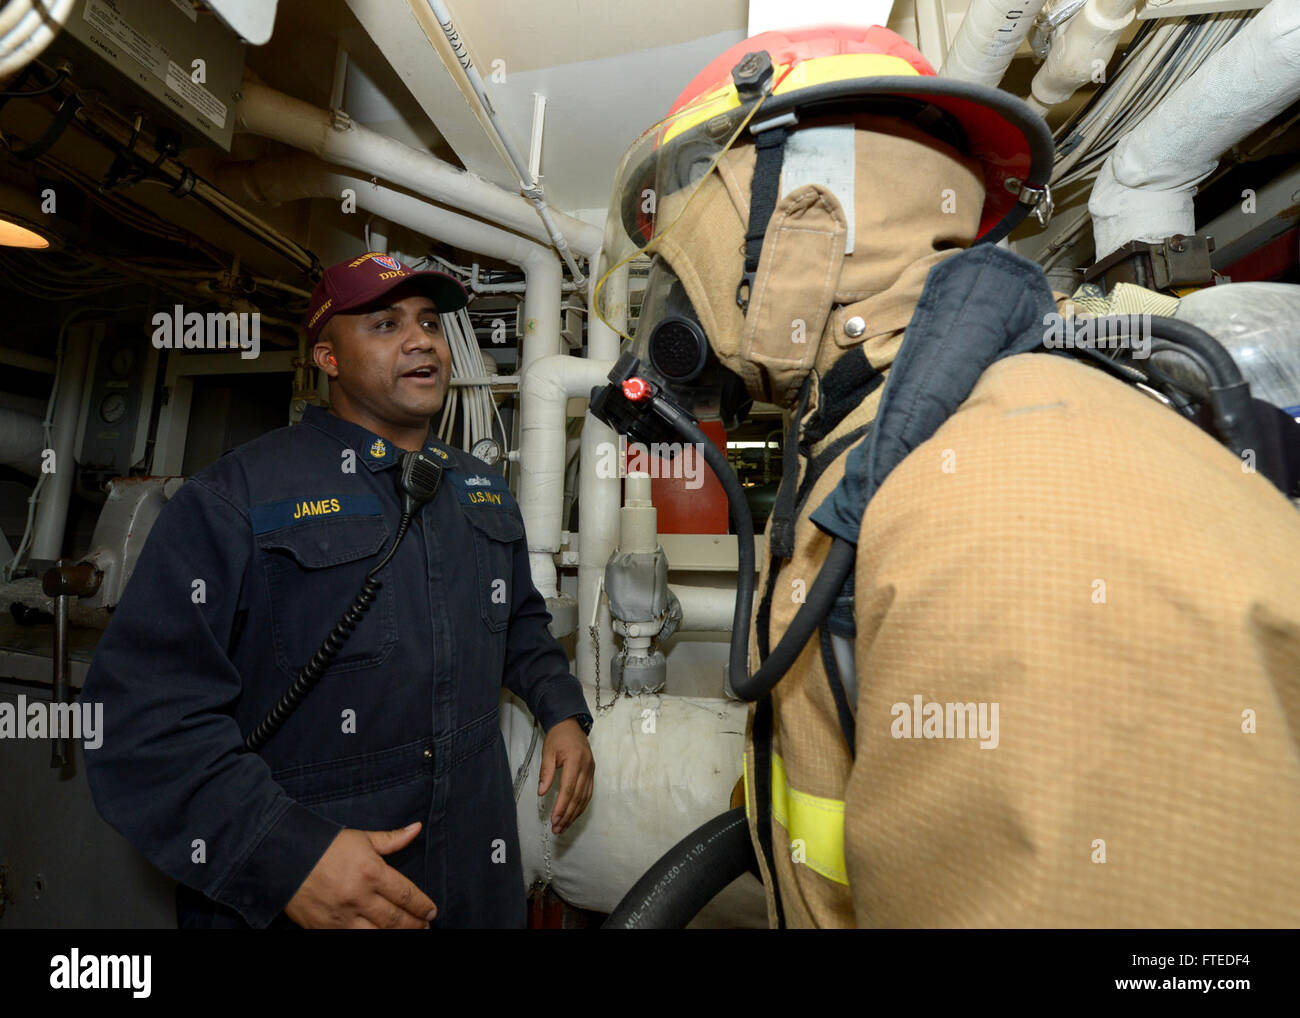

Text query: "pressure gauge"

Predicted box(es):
[472, 437, 501, 466]
[109, 347, 135, 378]
[99, 393, 128, 424]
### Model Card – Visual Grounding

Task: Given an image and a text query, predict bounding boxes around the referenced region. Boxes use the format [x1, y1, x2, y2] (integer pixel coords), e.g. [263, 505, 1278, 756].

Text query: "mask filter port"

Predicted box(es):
[648, 315, 709, 383]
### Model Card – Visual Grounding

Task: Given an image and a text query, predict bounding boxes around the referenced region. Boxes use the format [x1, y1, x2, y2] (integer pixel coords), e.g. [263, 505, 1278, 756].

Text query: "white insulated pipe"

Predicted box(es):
[211, 158, 563, 370]
[518, 354, 614, 596]
[940, 0, 1048, 86]
[232, 79, 602, 259]
[0, 0, 75, 80]
[367, 215, 389, 253]
[0, 348, 55, 374]
[672, 583, 740, 633]
[30, 325, 91, 563]
[1089, 0, 1300, 260]
[0, 407, 45, 476]
[1028, 0, 1137, 113]
[576, 258, 625, 697]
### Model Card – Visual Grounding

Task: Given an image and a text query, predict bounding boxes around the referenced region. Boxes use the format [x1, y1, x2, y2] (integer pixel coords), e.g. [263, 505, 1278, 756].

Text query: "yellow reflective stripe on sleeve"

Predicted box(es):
[771, 753, 848, 886]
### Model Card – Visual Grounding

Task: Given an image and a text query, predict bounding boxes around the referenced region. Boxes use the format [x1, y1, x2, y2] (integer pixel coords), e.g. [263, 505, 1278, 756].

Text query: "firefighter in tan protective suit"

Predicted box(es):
[593, 25, 1300, 927]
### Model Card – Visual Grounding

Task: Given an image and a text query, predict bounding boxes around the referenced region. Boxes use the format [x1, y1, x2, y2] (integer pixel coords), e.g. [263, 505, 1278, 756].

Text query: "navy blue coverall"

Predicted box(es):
[82, 405, 591, 928]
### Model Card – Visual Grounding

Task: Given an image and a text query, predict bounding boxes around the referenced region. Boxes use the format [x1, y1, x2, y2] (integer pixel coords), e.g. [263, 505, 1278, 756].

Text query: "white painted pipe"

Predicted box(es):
[671, 583, 740, 633]
[577, 259, 626, 692]
[211, 157, 563, 364]
[914, 0, 954, 70]
[29, 325, 91, 562]
[940, 0, 1048, 86]
[0, 348, 55, 374]
[1029, 0, 1137, 111]
[233, 79, 602, 259]
[619, 472, 657, 556]
[518, 354, 615, 596]
[0, 407, 45, 476]
[517, 253, 563, 377]
[471, 280, 582, 294]
[1089, 0, 1300, 260]
[0, 0, 75, 80]
[367, 215, 389, 253]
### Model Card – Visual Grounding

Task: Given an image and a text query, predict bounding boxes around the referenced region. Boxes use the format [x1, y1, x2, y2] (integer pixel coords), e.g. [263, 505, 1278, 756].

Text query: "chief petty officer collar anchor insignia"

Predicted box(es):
[369, 438, 387, 459]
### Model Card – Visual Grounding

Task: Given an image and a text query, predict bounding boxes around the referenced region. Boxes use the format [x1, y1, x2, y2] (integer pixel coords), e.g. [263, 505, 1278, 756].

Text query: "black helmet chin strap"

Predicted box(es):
[728, 49, 788, 315]
[736, 122, 790, 313]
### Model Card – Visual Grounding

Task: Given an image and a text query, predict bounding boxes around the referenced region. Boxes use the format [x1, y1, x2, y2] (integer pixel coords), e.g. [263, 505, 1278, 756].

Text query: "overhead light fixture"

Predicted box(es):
[0, 180, 53, 249]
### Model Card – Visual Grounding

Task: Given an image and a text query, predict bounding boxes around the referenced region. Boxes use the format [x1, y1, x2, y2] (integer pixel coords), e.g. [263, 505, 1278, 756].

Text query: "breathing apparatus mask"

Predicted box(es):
[588, 51, 777, 454]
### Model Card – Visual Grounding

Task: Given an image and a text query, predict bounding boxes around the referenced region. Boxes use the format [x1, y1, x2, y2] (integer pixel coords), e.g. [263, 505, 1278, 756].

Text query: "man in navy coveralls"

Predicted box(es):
[82, 252, 594, 928]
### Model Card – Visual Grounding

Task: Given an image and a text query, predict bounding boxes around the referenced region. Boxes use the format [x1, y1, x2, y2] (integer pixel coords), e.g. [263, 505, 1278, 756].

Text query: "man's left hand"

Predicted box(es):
[538, 718, 594, 834]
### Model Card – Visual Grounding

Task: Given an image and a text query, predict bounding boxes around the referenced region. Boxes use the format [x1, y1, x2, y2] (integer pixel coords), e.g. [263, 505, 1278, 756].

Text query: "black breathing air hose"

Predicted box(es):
[658, 401, 855, 703]
[602, 399, 853, 928]
[1094, 315, 1263, 461]
[603, 807, 757, 929]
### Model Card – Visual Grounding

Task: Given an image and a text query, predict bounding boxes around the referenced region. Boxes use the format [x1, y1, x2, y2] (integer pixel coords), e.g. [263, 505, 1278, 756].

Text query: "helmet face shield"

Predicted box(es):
[594, 88, 771, 332]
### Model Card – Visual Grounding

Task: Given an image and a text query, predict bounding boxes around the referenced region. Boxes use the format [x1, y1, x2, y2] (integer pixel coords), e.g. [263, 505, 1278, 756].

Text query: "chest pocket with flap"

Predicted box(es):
[461, 504, 524, 633]
[256, 515, 397, 677]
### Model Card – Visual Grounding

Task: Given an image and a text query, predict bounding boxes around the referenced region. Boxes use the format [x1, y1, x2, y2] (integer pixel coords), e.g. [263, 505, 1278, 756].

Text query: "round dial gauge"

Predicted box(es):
[109, 347, 135, 378]
[99, 393, 128, 424]
[472, 437, 501, 466]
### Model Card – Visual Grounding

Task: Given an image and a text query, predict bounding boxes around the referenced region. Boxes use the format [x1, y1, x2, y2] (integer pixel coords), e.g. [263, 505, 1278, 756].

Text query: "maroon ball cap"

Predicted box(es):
[305, 251, 469, 342]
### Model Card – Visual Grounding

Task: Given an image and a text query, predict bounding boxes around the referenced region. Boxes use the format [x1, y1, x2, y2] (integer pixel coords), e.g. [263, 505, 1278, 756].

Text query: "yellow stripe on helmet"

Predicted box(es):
[663, 52, 922, 146]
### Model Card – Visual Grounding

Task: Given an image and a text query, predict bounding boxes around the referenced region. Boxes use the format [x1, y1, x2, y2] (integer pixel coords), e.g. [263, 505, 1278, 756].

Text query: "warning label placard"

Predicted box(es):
[84, 0, 168, 79]
[165, 61, 227, 128]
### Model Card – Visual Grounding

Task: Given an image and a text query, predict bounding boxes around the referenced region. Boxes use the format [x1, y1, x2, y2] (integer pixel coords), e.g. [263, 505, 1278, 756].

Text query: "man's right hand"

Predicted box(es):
[284, 822, 438, 929]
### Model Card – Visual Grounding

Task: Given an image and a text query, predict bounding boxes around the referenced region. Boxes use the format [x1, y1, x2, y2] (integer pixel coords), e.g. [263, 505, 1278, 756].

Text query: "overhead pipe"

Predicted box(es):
[1027, 0, 1138, 114]
[1089, 0, 1300, 260]
[940, 0, 1049, 86]
[0, 348, 55, 374]
[212, 154, 564, 372]
[0, 0, 75, 80]
[70, 94, 319, 275]
[232, 79, 602, 265]
[417, 0, 586, 286]
[1028, 0, 1089, 60]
